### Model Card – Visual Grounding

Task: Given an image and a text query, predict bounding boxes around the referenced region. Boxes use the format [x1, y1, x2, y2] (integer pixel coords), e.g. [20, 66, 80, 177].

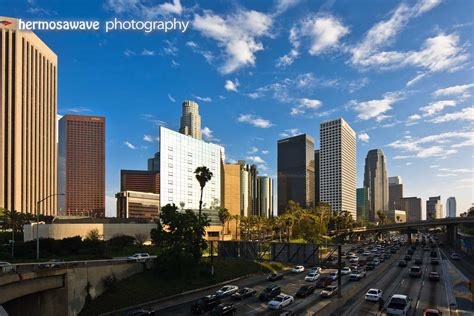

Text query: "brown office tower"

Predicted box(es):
[121, 170, 160, 194]
[0, 17, 58, 215]
[58, 115, 105, 217]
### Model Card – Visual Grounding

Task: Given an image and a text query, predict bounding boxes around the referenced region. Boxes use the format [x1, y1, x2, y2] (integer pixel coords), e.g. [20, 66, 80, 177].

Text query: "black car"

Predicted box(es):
[357, 249, 364, 254]
[430, 251, 438, 258]
[404, 255, 412, 261]
[267, 273, 284, 281]
[231, 287, 256, 300]
[258, 285, 281, 301]
[366, 262, 376, 271]
[414, 257, 423, 265]
[295, 285, 315, 298]
[398, 260, 407, 267]
[211, 303, 236, 316]
[431, 258, 440, 265]
[191, 295, 222, 314]
[407, 249, 414, 255]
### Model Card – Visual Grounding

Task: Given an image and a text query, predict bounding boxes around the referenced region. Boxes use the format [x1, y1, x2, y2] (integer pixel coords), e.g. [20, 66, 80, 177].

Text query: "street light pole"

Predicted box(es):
[36, 193, 64, 260]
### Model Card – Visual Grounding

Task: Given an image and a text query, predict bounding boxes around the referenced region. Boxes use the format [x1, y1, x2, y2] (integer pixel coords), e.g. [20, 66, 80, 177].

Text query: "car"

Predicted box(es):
[315, 276, 333, 288]
[216, 285, 239, 298]
[350, 269, 366, 281]
[430, 251, 438, 258]
[398, 260, 407, 267]
[328, 271, 338, 280]
[428, 271, 440, 281]
[125, 308, 155, 316]
[365, 288, 383, 302]
[414, 257, 423, 265]
[291, 265, 305, 273]
[366, 262, 376, 270]
[357, 249, 364, 254]
[128, 253, 151, 262]
[231, 287, 256, 300]
[259, 285, 281, 301]
[308, 266, 322, 274]
[450, 253, 461, 260]
[409, 266, 422, 278]
[424, 246, 430, 251]
[295, 285, 315, 298]
[305, 272, 320, 282]
[372, 259, 381, 265]
[191, 295, 222, 314]
[349, 264, 359, 270]
[386, 294, 412, 316]
[407, 249, 414, 255]
[391, 249, 397, 254]
[267, 273, 284, 281]
[320, 285, 338, 298]
[268, 294, 294, 310]
[384, 253, 391, 259]
[349, 257, 359, 263]
[423, 308, 442, 316]
[404, 255, 412, 261]
[211, 303, 236, 316]
[431, 258, 440, 265]
[363, 251, 371, 256]
[38, 259, 64, 269]
[0, 262, 15, 273]
[341, 267, 351, 275]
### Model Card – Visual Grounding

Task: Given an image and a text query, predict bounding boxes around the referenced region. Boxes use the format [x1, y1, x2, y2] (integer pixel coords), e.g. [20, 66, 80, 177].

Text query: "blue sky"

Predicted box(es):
[4, 0, 473, 217]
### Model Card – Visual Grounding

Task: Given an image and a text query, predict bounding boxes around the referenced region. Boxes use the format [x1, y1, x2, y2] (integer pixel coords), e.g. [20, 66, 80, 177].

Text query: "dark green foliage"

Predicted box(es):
[108, 235, 136, 248]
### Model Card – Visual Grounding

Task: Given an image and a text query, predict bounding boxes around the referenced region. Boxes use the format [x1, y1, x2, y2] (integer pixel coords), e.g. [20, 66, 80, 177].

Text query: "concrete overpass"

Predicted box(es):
[0, 258, 153, 316]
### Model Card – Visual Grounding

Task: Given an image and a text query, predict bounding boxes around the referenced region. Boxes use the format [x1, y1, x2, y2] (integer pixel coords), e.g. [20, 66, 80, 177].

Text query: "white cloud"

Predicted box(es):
[224, 79, 239, 92]
[193, 9, 272, 74]
[358, 132, 370, 142]
[124, 141, 136, 149]
[420, 100, 456, 116]
[248, 146, 259, 154]
[406, 73, 427, 87]
[201, 126, 216, 141]
[350, 92, 401, 121]
[291, 98, 322, 116]
[124, 49, 136, 56]
[276, 49, 299, 67]
[143, 135, 153, 142]
[413, 0, 442, 16]
[406, 162, 413, 166]
[186, 41, 214, 63]
[406, 113, 422, 126]
[195, 96, 212, 102]
[437, 173, 456, 177]
[106, 0, 183, 17]
[237, 114, 273, 128]
[168, 94, 176, 102]
[279, 128, 300, 138]
[262, 150, 270, 155]
[246, 156, 265, 164]
[430, 107, 474, 123]
[432, 83, 474, 98]
[393, 155, 411, 159]
[275, 0, 301, 13]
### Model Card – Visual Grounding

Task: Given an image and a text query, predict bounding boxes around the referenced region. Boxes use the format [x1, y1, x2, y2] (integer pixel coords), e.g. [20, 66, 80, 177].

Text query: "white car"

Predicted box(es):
[341, 267, 351, 275]
[365, 288, 383, 302]
[328, 271, 338, 280]
[309, 266, 322, 274]
[363, 251, 371, 256]
[215, 285, 239, 297]
[268, 294, 294, 310]
[349, 257, 359, 263]
[386, 294, 412, 315]
[128, 253, 151, 262]
[305, 272, 320, 282]
[450, 253, 461, 260]
[292, 265, 305, 273]
[0, 262, 15, 273]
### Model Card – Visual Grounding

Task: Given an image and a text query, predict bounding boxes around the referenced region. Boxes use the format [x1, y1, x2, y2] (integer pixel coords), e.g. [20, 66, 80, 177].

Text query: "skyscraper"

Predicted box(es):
[399, 197, 422, 222]
[426, 196, 443, 220]
[388, 176, 403, 211]
[257, 176, 273, 218]
[446, 197, 456, 218]
[147, 152, 160, 172]
[179, 100, 201, 140]
[364, 149, 389, 221]
[314, 150, 320, 204]
[58, 115, 105, 217]
[120, 170, 160, 194]
[0, 17, 58, 215]
[277, 134, 315, 215]
[356, 187, 370, 222]
[239, 161, 258, 217]
[320, 118, 356, 219]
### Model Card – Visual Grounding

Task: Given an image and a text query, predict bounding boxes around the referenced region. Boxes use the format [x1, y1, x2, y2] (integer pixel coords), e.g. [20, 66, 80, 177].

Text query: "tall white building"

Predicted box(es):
[179, 100, 202, 140]
[159, 126, 223, 222]
[320, 118, 357, 219]
[446, 197, 456, 218]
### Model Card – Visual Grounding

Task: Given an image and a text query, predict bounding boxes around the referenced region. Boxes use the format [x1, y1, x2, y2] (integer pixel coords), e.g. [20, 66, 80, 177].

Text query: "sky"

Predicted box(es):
[3, 0, 473, 217]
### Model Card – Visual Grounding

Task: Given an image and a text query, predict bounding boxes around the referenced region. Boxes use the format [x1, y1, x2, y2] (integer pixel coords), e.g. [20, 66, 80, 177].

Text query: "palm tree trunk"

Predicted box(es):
[199, 188, 203, 221]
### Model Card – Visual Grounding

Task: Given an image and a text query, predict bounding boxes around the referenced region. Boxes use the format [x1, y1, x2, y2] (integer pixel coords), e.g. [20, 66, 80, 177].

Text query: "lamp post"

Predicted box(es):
[36, 193, 64, 260]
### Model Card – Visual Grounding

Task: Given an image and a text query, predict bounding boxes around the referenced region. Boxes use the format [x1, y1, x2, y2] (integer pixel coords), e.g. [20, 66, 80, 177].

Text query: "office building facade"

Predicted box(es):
[314, 150, 320, 204]
[58, 114, 105, 217]
[0, 17, 58, 215]
[116, 191, 160, 220]
[147, 152, 160, 172]
[446, 197, 456, 218]
[277, 134, 315, 214]
[399, 197, 422, 222]
[426, 196, 443, 220]
[388, 176, 403, 211]
[356, 187, 370, 222]
[121, 170, 160, 194]
[363, 149, 388, 221]
[320, 118, 356, 218]
[179, 100, 201, 140]
[257, 176, 273, 218]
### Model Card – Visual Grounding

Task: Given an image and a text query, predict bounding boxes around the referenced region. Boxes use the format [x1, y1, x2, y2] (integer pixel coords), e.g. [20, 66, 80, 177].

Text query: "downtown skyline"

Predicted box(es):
[1, 0, 472, 217]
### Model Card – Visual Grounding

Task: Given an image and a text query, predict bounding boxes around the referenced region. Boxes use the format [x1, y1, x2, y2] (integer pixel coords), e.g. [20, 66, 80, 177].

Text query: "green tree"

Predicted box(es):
[194, 166, 213, 222]
[217, 207, 230, 240]
[231, 214, 240, 240]
[376, 210, 386, 226]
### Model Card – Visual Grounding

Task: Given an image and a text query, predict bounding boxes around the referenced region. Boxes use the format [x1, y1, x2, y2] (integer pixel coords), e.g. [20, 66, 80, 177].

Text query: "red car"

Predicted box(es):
[423, 308, 442, 316]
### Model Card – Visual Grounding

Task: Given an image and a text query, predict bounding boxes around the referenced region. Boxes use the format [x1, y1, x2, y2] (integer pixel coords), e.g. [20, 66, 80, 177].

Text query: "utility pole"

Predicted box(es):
[338, 244, 342, 298]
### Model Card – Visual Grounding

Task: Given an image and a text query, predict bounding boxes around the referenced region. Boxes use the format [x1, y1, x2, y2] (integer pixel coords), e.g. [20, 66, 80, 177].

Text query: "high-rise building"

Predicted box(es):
[389, 176, 403, 211]
[356, 187, 370, 222]
[159, 126, 223, 224]
[179, 100, 201, 140]
[364, 149, 388, 221]
[147, 152, 160, 172]
[314, 150, 320, 204]
[399, 197, 422, 222]
[222, 163, 241, 218]
[427, 196, 443, 220]
[446, 197, 456, 218]
[257, 176, 273, 218]
[277, 134, 315, 214]
[239, 161, 258, 217]
[58, 115, 105, 217]
[0, 17, 58, 215]
[116, 191, 160, 220]
[320, 118, 356, 218]
[120, 170, 160, 194]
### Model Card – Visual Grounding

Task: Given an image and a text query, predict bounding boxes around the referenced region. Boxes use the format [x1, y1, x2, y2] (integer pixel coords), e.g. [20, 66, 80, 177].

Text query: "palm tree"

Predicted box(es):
[376, 210, 386, 226]
[231, 214, 240, 240]
[217, 207, 230, 240]
[396, 215, 401, 223]
[194, 166, 213, 222]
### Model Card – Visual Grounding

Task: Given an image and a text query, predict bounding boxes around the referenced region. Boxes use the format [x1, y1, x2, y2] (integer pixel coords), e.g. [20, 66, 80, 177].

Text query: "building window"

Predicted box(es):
[168, 163, 173, 168]
[168, 146, 173, 151]
[168, 171, 173, 176]
[168, 189, 173, 193]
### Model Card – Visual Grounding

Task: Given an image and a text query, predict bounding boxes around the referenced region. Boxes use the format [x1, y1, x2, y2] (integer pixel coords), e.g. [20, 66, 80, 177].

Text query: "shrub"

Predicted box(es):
[108, 235, 135, 248]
